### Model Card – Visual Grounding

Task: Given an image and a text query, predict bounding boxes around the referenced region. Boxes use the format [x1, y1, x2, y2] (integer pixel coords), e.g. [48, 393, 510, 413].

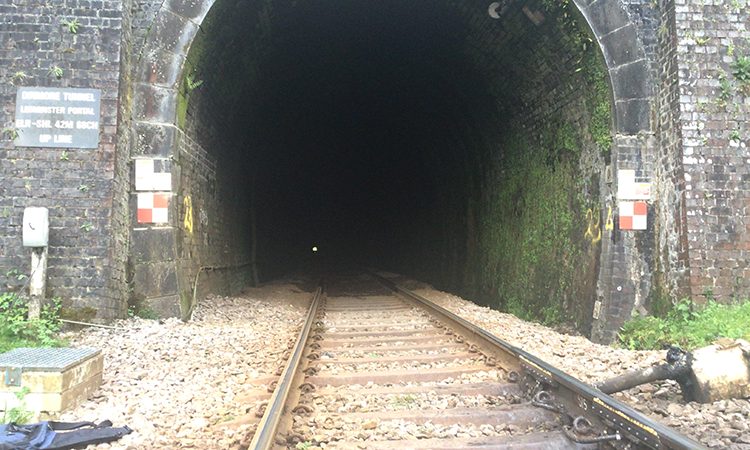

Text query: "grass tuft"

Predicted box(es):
[618, 299, 750, 350]
[0, 292, 65, 354]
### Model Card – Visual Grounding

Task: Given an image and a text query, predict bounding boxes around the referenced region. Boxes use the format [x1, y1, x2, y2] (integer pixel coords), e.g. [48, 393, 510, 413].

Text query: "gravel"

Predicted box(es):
[57, 280, 310, 449]
[407, 282, 750, 449]
[53, 273, 749, 449]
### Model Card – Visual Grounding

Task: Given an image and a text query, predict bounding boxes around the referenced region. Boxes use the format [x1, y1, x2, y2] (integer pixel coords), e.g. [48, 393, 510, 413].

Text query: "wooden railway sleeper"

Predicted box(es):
[368, 272, 706, 450]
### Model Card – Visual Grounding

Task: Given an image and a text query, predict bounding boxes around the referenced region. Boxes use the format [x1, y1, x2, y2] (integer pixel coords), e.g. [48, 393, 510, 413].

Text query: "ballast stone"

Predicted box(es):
[0, 347, 103, 415]
[686, 339, 750, 403]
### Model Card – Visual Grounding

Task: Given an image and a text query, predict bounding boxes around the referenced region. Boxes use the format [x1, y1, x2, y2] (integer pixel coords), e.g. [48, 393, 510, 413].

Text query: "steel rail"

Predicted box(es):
[249, 284, 323, 450]
[371, 272, 706, 450]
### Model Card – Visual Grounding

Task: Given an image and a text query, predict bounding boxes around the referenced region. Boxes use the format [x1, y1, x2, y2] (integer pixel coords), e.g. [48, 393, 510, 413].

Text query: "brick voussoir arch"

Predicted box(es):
[132, 0, 217, 132]
[130, 0, 218, 157]
[133, 0, 652, 137]
[129, 0, 654, 329]
[572, 0, 653, 134]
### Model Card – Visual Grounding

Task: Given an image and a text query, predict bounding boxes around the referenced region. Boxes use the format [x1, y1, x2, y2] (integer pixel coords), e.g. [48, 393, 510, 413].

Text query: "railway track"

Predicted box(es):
[249, 273, 706, 449]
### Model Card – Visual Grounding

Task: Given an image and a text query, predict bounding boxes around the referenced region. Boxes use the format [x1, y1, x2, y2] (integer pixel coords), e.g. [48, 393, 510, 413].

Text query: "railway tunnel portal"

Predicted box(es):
[131, 0, 653, 342]
[8, 0, 748, 344]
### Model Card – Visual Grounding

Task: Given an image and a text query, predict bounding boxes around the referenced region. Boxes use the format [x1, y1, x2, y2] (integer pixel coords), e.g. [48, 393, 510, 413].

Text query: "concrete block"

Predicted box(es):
[146, 9, 199, 56]
[611, 60, 652, 100]
[0, 348, 103, 414]
[131, 228, 177, 263]
[145, 294, 182, 319]
[686, 339, 750, 403]
[132, 83, 179, 124]
[584, 0, 630, 38]
[615, 98, 652, 134]
[599, 24, 641, 68]
[166, 0, 215, 23]
[136, 48, 186, 88]
[132, 262, 179, 297]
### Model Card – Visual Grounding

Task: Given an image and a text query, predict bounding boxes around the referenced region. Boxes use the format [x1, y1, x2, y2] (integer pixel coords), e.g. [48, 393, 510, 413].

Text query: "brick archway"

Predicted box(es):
[129, 0, 655, 339]
[131, 0, 652, 137]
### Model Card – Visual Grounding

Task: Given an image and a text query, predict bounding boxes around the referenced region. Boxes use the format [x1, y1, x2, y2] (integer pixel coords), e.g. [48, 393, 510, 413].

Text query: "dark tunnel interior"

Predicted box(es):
[246, 1, 493, 266]
[178, 0, 612, 328]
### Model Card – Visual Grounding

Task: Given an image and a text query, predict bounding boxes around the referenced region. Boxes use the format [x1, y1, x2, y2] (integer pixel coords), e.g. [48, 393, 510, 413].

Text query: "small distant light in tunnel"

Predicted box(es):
[312, 246, 318, 253]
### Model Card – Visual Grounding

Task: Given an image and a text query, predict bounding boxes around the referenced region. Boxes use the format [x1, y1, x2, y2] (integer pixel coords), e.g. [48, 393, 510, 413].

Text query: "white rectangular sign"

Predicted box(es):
[14, 87, 101, 149]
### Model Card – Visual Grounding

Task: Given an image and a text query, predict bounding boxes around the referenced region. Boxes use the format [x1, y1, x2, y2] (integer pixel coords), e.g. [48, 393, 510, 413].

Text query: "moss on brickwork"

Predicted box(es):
[60, 306, 97, 322]
[430, 4, 611, 331]
[584, 52, 614, 154]
[473, 120, 601, 327]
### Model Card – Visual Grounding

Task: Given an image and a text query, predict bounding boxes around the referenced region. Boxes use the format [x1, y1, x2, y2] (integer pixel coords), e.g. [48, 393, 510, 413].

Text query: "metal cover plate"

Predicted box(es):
[0, 348, 100, 372]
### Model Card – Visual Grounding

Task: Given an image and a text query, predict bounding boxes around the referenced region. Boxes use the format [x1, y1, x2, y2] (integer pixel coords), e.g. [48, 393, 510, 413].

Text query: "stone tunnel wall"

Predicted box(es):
[127, 0, 266, 317]
[670, 0, 750, 304]
[393, 0, 619, 334]
[0, 0, 130, 320]
[0, 0, 748, 333]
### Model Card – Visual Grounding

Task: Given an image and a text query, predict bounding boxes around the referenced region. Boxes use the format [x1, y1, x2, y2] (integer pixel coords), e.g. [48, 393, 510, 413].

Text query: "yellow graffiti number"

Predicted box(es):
[584, 208, 602, 244]
[605, 205, 614, 231]
[183, 195, 194, 234]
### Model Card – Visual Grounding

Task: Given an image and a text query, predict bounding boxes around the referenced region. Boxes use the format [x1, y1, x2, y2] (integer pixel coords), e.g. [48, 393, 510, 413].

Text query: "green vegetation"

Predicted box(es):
[2, 127, 19, 140]
[61, 18, 80, 34]
[477, 126, 596, 327]
[185, 73, 204, 92]
[127, 300, 159, 320]
[729, 128, 742, 141]
[176, 75, 192, 128]
[0, 292, 65, 354]
[585, 57, 613, 153]
[2, 387, 33, 424]
[731, 54, 750, 94]
[618, 299, 750, 350]
[391, 394, 416, 407]
[718, 71, 732, 105]
[177, 73, 204, 128]
[48, 66, 63, 79]
[11, 71, 27, 85]
[464, 3, 609, 328]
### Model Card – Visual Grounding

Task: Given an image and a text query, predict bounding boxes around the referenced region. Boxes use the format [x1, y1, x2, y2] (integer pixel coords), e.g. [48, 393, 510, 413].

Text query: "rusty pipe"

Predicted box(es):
[596, 347, 691, 395]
